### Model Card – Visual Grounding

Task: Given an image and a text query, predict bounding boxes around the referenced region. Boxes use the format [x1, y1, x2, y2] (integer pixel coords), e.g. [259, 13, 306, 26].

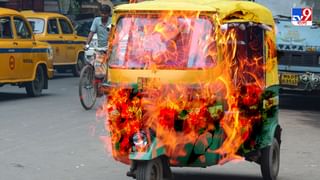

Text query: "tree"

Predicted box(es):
[74, 0, 85, 7]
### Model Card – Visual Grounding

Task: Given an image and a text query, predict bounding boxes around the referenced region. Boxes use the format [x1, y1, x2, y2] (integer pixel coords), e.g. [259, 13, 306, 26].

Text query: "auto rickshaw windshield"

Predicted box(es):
[109, 14, 217, 69]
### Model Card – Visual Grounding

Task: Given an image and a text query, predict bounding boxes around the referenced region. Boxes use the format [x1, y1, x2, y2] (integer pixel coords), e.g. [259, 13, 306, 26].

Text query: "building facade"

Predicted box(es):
[0, 0, 44, 11]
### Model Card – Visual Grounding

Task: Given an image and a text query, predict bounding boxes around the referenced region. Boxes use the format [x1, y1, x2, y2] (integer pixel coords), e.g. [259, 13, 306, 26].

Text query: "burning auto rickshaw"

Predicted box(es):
[102, 0, 281, 180]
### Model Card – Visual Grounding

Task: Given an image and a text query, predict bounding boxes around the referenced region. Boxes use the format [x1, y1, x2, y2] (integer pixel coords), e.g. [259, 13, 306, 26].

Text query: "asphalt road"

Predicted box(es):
[0, 74, 319, 180]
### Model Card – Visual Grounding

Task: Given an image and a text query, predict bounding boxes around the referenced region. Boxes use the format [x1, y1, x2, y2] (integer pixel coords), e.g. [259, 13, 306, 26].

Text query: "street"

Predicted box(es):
[0, 75, 319, 180]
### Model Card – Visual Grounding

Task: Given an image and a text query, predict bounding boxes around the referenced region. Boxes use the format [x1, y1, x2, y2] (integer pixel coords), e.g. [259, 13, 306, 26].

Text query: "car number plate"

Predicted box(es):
[280, 73, 299, 86]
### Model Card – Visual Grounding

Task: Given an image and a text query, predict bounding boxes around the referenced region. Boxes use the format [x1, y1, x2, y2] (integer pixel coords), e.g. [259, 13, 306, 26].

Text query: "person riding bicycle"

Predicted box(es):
[85, 4, 111, 79]
[85, 4, 111, 50]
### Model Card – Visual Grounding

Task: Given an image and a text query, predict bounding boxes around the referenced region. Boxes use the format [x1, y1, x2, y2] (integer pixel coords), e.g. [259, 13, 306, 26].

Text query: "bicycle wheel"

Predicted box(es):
[79, 65, 97, 110]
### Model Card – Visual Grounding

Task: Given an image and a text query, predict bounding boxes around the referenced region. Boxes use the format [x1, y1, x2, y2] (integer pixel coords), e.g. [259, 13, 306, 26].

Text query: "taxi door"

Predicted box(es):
[0, 16, 19, 80]
[46, 18, 64, 65]
[12, 16, 35, 79]
[58, 18, 77, 64]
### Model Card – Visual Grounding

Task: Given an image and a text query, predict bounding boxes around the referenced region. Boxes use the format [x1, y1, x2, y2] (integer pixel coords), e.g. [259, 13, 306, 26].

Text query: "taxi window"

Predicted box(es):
[47, 19, 59, 34]
[0, 17, 13, 39]
[13, 17, 32, 39]
[28, 18, 45, 34]
[59, 18, 73, 34]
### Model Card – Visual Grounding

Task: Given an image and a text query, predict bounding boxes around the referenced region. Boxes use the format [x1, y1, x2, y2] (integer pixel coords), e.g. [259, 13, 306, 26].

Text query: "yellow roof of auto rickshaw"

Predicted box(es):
[114, 0, 274, 26]
[0, 7, 21, 15]
[21, 11, 67, 19]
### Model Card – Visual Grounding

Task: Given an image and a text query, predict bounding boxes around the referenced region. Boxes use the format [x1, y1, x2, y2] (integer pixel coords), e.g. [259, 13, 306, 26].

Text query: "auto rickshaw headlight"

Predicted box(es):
[132, 131, 148, 150]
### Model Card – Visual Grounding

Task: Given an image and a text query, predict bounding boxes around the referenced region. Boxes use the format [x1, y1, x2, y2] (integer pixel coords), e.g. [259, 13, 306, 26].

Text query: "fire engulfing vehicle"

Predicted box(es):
[100, 0, 281, 180]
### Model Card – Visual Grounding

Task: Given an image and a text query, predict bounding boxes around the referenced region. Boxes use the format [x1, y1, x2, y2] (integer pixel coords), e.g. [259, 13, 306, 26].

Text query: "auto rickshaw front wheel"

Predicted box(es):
[260, 138, 280, 180]
[136, 158, 164, 180]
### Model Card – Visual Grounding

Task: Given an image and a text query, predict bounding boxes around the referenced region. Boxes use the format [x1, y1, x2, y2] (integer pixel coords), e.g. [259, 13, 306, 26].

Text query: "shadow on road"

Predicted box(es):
[280, 92, 320, 111]
[0, 92, 51, 102]
[173, 172, 261, 180]
[0, 92, 30, 101]
[280, 91, 320, 129]
[51, 73, 75, 80]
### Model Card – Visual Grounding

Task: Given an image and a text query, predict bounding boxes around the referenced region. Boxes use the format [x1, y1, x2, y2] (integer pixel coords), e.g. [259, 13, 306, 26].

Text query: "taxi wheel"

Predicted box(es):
[260, 138, 280, 180]
[73, 54, 85, 77]
[26, 66, 45, 97]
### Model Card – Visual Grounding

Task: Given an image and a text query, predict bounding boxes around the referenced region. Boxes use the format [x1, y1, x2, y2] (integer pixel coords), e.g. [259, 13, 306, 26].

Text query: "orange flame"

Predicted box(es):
[101, 11, 267, 165]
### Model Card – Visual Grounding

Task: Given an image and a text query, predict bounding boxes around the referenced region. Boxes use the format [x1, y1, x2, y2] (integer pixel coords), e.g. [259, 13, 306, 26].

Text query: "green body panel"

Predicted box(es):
[257, 116, 279, 148]
[187, 127, 223, 167]
[129, 85, 280, 166]
[129, 125, 224, 167]
[256, 85, 280, 148]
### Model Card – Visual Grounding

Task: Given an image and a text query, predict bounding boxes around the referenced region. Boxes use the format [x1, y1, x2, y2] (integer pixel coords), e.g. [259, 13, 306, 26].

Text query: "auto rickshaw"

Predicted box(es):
[102, 0, 281, 180]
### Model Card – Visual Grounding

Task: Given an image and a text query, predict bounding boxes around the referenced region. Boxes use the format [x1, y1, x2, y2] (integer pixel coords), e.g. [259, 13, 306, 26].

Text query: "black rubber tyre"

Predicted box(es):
[79, 65, 97, 110]
[73, 54, 85, 77]
[136, 158, 163, 180]
[260, 138, 280, 180]
[26, 65, 45, 97]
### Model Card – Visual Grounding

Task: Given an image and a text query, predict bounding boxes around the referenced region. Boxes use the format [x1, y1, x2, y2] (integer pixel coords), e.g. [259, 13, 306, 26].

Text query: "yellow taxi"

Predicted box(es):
[21, 11, 86, 76]
[0, 8, 54, 97]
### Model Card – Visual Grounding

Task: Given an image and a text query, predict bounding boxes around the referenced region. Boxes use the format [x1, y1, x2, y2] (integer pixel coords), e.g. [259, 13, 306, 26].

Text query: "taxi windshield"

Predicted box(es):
[109, 15, 216, 69]
[27, 18, 45, 34]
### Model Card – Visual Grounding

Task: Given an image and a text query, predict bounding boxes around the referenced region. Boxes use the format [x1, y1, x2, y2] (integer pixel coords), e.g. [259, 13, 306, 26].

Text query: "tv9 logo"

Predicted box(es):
[292, 8, 313, 26]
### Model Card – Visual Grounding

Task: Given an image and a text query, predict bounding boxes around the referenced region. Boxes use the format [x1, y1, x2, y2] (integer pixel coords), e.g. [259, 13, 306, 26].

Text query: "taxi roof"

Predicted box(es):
[21, 11, 67, 19]
[115, 0, 274, 26]
[0, 7, 20, 15]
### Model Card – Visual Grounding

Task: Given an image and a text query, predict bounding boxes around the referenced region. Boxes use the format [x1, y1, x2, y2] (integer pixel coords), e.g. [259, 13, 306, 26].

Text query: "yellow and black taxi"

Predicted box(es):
[0, 8, 54, 97]
[21, 11, 86, 76]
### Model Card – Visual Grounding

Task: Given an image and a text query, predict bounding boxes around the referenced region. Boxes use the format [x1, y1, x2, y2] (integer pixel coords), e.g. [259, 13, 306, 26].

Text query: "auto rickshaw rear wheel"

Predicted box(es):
[260, 138, 280, 180]
[136, 158, 163, 180]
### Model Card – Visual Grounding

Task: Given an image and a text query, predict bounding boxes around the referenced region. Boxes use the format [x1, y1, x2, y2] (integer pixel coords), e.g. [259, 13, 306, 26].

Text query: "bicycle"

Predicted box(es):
[79, 47, 107, 110]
